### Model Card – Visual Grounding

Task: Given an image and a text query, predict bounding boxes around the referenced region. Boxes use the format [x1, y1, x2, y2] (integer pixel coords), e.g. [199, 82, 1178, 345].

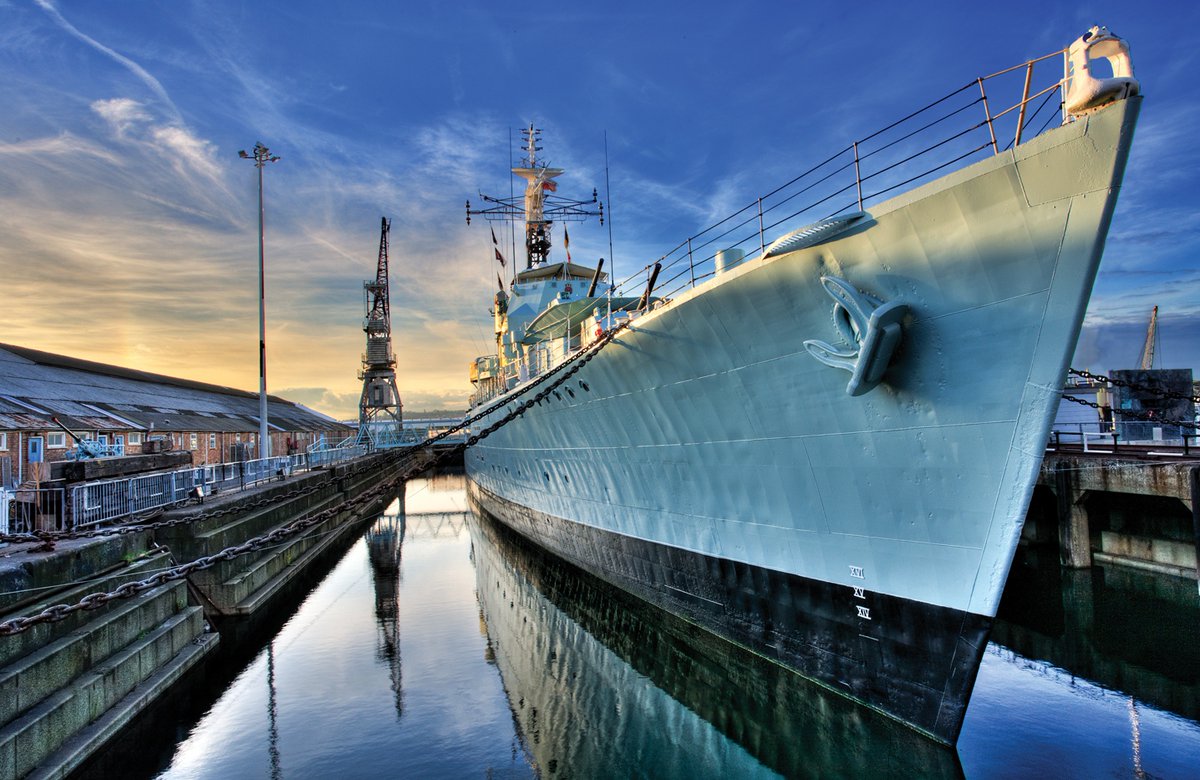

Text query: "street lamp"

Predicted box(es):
[238, 142, 280, 459]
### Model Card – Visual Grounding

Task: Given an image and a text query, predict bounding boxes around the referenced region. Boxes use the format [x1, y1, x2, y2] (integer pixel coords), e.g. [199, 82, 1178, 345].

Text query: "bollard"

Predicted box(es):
[1191, 467, 1200, 595]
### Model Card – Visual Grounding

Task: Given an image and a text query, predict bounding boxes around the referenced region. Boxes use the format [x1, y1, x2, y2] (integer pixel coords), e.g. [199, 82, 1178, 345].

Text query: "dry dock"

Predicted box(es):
[0, 449, 432, 779]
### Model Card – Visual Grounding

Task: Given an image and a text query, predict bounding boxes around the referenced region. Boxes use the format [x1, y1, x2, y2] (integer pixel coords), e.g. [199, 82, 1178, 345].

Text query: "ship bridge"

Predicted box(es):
[521, 296, 643, 345]
[515, 261, 603, 283]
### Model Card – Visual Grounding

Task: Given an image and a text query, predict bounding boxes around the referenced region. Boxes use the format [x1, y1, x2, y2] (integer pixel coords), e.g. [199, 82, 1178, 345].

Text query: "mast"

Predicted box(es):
[510, 126, 563, 268]
[466, 125, 603, 270]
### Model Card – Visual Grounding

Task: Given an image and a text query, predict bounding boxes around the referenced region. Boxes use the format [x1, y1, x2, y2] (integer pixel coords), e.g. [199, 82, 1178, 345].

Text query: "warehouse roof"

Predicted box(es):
[0, 343, 348, 434]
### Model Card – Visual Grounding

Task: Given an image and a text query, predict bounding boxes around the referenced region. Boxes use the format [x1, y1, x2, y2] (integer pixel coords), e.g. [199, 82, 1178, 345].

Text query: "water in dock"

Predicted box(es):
[79, 473, 1200, 778]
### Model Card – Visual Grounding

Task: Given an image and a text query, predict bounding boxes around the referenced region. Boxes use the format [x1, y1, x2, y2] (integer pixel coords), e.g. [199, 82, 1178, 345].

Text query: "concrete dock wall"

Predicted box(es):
[0, 451, 404, 779]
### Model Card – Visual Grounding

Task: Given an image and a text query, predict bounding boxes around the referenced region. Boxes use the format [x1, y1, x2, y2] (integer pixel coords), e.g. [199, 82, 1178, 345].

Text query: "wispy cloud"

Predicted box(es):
[34, 0, 182, 123]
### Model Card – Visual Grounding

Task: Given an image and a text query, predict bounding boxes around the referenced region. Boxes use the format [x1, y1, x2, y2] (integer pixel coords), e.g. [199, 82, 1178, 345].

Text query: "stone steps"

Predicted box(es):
[0, 585, 213, 779]
[0, 550, 170, 668]
[224, 491, 395, 615]
[0, 564, 185, 725]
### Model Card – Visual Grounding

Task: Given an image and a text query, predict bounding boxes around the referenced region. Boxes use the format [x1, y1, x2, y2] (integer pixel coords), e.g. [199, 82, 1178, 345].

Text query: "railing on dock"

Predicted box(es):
[68, 445, 366, 529]
[1048, 422, 1198, 455]
[1, 486, 68, 535]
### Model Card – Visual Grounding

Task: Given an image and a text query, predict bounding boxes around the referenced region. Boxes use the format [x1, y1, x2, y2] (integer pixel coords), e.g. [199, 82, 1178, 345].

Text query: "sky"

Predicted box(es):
[1, 1, 1197, 418]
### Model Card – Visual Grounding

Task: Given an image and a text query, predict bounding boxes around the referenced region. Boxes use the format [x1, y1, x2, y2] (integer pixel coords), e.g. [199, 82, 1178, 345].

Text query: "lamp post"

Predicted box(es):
[238, 142, 280, 459]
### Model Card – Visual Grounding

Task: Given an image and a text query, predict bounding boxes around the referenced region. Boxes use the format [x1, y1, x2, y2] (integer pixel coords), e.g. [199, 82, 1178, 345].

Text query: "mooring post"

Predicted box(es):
[1191, 466, 1200, 594]
[1056, 460, 1092, 569]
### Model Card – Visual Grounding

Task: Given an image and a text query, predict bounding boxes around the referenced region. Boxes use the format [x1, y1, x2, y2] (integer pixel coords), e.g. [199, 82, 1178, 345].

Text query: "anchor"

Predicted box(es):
[804, 276, 908, 397]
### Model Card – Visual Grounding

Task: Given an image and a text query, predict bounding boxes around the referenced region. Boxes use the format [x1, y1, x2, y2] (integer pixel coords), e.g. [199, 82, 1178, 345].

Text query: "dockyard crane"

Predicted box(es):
[356, 217, 404, 447]
[1138, 305, 1159, 370]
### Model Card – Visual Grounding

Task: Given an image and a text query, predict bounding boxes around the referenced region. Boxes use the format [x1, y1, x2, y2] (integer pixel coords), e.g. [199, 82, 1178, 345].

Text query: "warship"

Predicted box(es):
[462, 26, 1140, 743]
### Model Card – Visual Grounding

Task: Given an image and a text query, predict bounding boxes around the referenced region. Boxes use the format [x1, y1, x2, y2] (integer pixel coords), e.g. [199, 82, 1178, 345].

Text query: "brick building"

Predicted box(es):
[0, 343, 351, 487]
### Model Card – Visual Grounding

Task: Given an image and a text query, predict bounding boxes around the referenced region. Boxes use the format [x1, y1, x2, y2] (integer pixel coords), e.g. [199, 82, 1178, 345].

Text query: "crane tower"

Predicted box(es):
[358, 217, 403, 445]
[1137, 305, 1158, 370]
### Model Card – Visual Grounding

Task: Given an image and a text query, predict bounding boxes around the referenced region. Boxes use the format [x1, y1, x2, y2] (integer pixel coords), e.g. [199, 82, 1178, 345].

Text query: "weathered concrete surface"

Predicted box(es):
[1039, 453, 1194, 508]
[1038, 454, 1198, 579]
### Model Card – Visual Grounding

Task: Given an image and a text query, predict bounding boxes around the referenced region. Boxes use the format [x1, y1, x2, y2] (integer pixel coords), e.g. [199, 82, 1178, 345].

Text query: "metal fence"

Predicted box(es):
[69, 445, 366, 529]
[1049, 422, 1198, 453]
[1, 486, 68, 534]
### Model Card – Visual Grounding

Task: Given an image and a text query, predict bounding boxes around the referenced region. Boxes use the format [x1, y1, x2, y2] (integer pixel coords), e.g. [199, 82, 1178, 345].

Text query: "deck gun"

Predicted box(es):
[50, 416, 107, 460]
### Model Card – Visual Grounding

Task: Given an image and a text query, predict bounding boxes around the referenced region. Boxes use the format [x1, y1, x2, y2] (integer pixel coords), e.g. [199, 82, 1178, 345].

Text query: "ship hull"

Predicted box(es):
[468, 497, 965, 776]
[465, 97, 1140, 743]
[471, 480, 989, 744]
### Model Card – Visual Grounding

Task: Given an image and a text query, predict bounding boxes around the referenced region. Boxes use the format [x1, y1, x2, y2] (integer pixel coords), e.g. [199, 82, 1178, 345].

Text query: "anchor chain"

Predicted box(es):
[0, 320, 632, 635]
[1068, 368, 1200, 405]
[1059, 393, 1199, 430]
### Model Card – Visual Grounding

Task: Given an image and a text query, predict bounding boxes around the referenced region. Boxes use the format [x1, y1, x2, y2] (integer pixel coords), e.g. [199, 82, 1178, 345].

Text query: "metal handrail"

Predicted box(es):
[69, 445, 366, 528]
[477, 47, 1075, 408]
[607, 46, 1071, 305]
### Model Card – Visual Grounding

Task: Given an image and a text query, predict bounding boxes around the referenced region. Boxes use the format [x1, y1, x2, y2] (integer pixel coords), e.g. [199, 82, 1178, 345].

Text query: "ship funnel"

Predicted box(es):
[715, 248, 745, 275]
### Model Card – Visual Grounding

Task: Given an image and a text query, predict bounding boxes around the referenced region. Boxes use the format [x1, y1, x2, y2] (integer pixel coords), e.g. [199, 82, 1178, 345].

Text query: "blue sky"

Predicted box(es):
[1, 1, 1196, 416]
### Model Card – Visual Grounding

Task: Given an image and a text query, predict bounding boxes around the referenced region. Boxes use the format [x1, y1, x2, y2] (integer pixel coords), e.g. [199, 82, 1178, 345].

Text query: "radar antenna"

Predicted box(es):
[466, 125, 603, 269]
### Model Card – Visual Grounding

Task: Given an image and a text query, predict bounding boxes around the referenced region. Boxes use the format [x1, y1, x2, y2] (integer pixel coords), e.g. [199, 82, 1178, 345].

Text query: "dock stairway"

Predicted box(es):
[0, 544, 217, 779]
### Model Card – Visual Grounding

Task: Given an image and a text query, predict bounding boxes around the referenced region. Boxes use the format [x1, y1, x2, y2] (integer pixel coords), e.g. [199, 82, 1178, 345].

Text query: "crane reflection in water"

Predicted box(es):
[365, 496, 406, 720]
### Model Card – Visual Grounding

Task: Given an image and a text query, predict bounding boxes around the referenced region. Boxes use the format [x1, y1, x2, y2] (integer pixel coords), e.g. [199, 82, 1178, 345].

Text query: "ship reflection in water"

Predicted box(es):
[468, 499, 962, 778]
[134, 474, 1198, 779]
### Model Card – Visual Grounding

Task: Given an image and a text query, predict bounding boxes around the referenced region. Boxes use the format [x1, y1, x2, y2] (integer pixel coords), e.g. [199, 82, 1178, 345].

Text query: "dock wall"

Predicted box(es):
[0, 451, 408, 779]
[1035, 454, 1199, 581]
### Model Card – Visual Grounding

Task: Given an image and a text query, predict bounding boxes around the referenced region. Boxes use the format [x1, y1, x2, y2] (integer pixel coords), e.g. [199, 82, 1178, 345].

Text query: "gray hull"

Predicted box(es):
[466, 97, 1140, 742]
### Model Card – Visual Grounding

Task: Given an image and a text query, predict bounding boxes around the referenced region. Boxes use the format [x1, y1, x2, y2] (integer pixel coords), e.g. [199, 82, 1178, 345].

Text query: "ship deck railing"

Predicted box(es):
[471, 46, 1084, 413]
[606, 45, 1073, 307]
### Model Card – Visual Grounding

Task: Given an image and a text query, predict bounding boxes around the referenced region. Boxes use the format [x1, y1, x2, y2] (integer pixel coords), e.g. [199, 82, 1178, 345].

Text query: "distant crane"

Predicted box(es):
[1137, 305, 1159, 370]
[357, 217, 404, 446]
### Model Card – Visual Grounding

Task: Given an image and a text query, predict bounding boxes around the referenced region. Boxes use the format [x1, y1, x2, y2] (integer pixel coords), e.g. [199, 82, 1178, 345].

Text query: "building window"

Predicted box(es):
[128, 432, 143, 445]
[0, 432, 6, 450]
[209, 433, 216, 448]
[189, 433, 198, 450]
[47, 432, 67, 449]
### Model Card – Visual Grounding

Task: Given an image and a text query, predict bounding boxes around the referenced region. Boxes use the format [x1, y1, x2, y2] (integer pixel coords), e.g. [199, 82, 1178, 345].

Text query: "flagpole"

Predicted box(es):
[509, 127, 516, 288]
[604, 130, 615, 292]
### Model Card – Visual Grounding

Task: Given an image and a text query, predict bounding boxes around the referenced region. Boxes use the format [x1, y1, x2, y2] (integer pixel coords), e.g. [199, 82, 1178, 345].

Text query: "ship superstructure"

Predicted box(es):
[462, 28, 1140, 744]
[466, 126, 638, 405]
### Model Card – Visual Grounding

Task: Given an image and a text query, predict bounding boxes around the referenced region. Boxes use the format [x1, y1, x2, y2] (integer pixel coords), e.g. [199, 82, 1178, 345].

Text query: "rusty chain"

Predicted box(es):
[1069, 368, 1200, 405]
[0, 320, 632, 635]
[1059, 393, 1199, 431]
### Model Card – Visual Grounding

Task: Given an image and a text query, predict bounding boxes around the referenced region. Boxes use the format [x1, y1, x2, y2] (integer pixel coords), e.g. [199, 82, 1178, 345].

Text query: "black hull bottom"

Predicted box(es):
[468, 481, 991, 744]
